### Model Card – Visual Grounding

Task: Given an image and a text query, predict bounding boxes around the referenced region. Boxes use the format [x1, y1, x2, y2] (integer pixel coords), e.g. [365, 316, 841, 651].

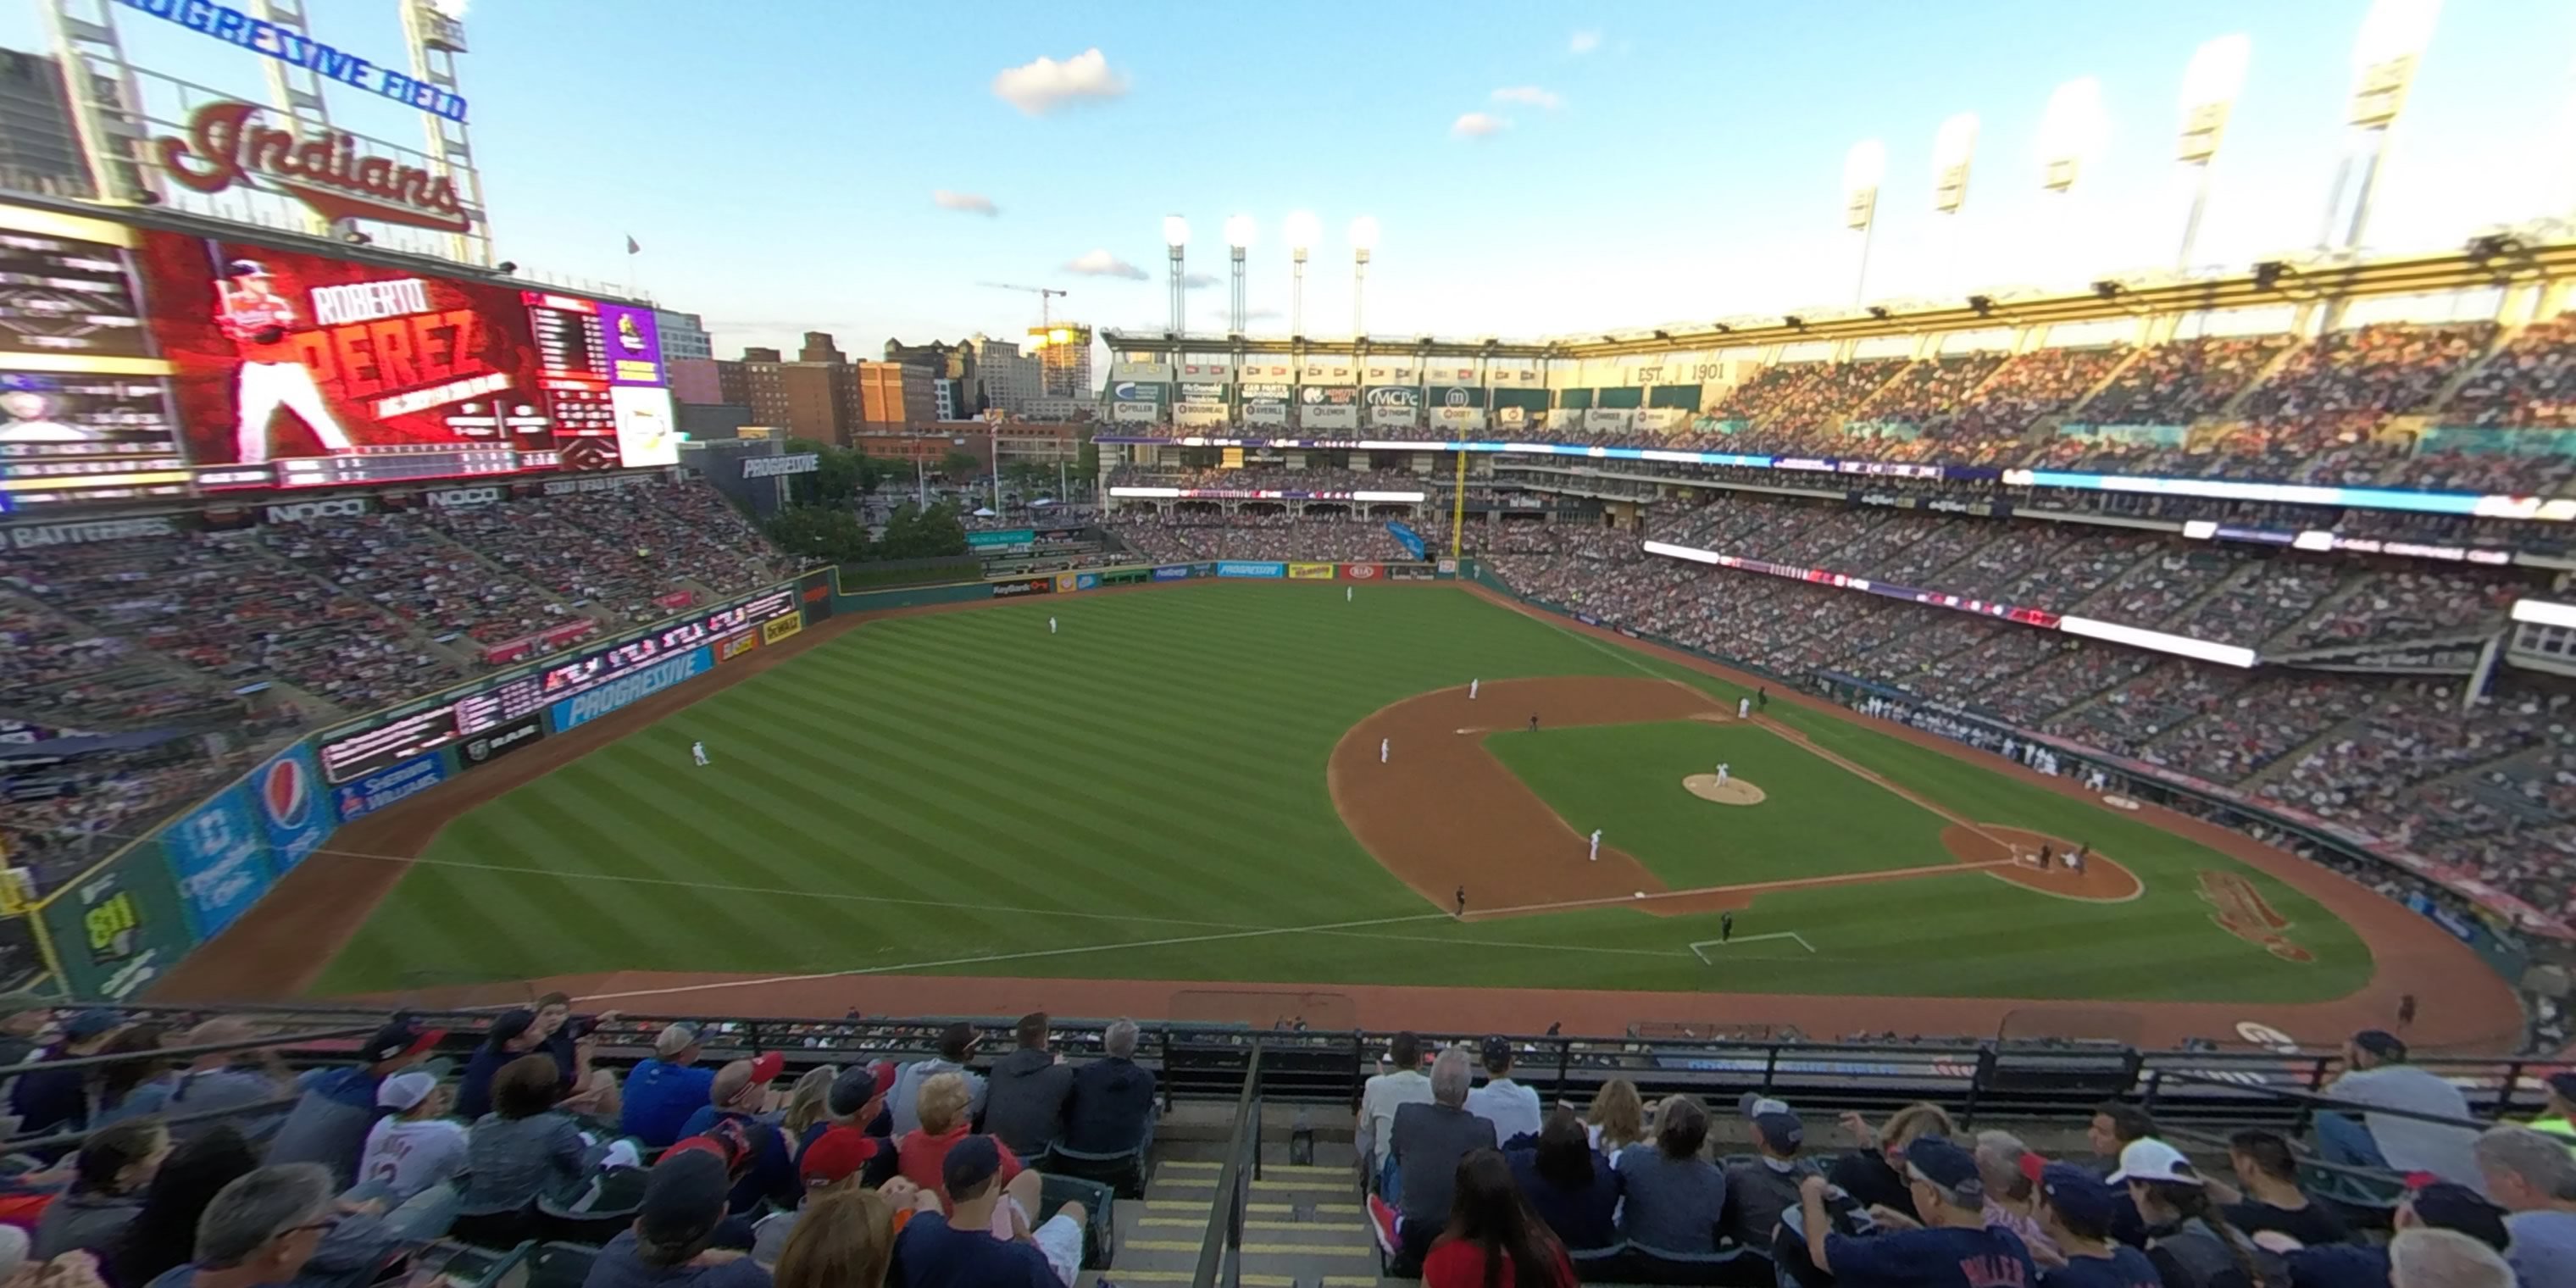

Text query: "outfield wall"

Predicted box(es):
[20, 559, 1451, 1001]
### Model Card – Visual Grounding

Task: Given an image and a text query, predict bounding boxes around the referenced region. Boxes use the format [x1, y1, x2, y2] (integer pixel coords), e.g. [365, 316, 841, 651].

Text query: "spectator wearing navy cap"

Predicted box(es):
[1721, 1093, 1819, 1249]
[2285, 1175, 2508, 1288]
[580, 1149, 770, 1288]
[891, 1135, 1084, 1288]
[981, 1013, 1073, 1160]
[2030, 1162, 2161, 1288]
[1795, 1135, 2038, 1288]
[2317, 1030, 2480, 1191]
[264, 1013, 444, 1186]
[453, 1009, 548, 1124]
[8, 1009, 125, 1149]
[2112, 1139, 2279, 1288]
[620, 1024, 716, 1149]
[802, 1065, 892, 1160]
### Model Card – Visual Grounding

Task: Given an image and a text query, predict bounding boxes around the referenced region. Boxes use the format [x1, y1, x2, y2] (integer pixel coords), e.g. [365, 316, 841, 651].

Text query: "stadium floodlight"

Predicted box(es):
[2174, 34, 2252, 269]
[1163, 215, 1190, 340]
[1349, 216, 1380, 336]
[1224, 215, 1256, 249]
[2322, 0, 2442, 250]
[1224, 216, 1255, 334]
[2037, 77, 2107, 193]
[1285, 210, 1320, 252]
[1931, 113, 1979, 214]
[1843, 139, 1885, 305]
[1163, 214, 1191, 247]
[1285, 210, 1320, 336]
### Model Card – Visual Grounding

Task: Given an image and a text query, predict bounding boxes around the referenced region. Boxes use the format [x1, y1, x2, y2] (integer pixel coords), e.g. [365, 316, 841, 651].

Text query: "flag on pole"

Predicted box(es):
[625, 235, 641, 254]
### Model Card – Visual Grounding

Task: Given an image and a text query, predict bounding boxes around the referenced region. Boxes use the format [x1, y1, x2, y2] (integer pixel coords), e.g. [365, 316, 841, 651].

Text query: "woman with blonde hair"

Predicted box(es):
[781, 1066, 837, 1142]
[1585, 1080, 1646, 1158]
[772, 1186, 897, 1288]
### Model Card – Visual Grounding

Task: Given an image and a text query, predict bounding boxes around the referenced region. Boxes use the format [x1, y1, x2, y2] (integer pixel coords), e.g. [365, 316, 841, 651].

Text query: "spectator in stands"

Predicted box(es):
[1585, 1080, 1646, 1158]
[2031, 1163, 2162, 1288]
[2287, 1176, 2507, 1288]
[675, 1055, 797, 1218]
[2318, 1030, 2481, 1190]
[163, 1019, 291, 1146]
[780, 1069, 835, 1146]
[750, 1130, 916, 1265]
[9, 1010, 125, 1148]
[266, 1014, 444, 1186]
[2215, 1129, 2350, 1248]
[454, 1055, 587, 1235]
[891, 1135, 1084, 1288]
[87, 1028, 175, 1127]
[981, 1013, 1073, 1160]
[2088, 1102, 2158, 1166]
[2531, 1070, 2576, 1146]
[1974, 1130, 2056, 1261]
[1464, 1036, 1541, 1148]
[2387, 1227, 2514, 1288]
[1423, 1149, 1577, 1288]
[1061, 1019, 1156, 1158]
[1794, 1136, 2037, 1288]
[1616, 1095, 1725, 1255]
[807, 1064, 891, 1158]
[621, 1024, 718, 1148]
[770, 1186, 898, 1288]
[1721, 1095, 1815, 1250]
[35, 1120, 168, 1259]
[108, 1127, 257, 1288]
[531, 993, 619, 1119]
[897, 1074, 1023, 1210]
[580, 1149, 769, 1288]
[1828, 1103, 1956, 1226]
[886, 1024, 984, 1140]
[132, 1163, 336, 1288]
[1507, 1109, 1619, 1252]
[356, 1072, 465, 1208]
[2473, 1124, 2576, 1286]
[1358, 1031, 1432, 1192]
[455, 1009, 551, 1124]
[1377, 1047, 1497, 1266]
[2112, 1140, 2278, 1288]
[0, 995, 52, 1069]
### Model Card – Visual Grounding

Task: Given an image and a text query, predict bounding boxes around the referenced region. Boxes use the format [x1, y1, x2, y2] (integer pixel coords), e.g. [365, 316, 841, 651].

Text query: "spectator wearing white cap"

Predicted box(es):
[356, 1073, 465, 1207]
[2472, 1123, 2576, 1288]
[620, 1024, 717, 1149]
[2318, 1030, 2482, 1191]
[2109, 1139, 2279, 1288]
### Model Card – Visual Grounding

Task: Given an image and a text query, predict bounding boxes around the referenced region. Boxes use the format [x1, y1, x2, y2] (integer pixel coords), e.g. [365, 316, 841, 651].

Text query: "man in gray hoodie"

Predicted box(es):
[981, 1012, 1074, 1159]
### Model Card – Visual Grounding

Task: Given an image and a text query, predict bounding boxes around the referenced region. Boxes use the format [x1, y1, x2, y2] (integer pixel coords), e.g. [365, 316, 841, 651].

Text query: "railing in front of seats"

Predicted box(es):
[1191, 1041, 1263, 1288]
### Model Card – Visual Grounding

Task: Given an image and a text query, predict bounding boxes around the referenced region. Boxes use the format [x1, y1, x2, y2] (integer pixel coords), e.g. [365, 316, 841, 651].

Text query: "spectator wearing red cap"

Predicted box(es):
[980, 1014, 1072, 1160]
[2318, 1030, 2482, 1191]
[620, 1024, 715, 1149]
[747, 1127, 920, 1266]
[798, 1066, 893, 1167]
[675, 1055, 797, 1218]
[265, 1013, 445, 1187]
[890, 1135, 1082, 1288]
[1796, 1136, 2038, 1288]
[579, 1149, 769, 1288]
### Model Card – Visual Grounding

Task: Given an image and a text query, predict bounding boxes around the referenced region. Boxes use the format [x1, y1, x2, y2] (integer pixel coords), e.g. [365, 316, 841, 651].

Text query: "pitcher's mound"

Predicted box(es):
[1682, 774, 1766, 805]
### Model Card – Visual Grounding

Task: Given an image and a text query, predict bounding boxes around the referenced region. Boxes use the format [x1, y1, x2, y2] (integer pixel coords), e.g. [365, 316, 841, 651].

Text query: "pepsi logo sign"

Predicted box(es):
[261, 756, 312, 830]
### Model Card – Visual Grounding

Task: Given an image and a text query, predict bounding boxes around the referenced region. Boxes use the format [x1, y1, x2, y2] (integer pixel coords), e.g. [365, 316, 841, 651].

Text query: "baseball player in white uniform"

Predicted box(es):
[1346, 586, 1353, 602]
[218, 259, 353, 464]
[1587, 829, 1601, 862]
[691, 741, 709, 767]
[1048, 616, 1058, 635]
[1468, 679, 1480, 700]
[1380, 737, 1390, 764]
[1738, 697, 1752, 719]
[1715, 763, 1730, 786]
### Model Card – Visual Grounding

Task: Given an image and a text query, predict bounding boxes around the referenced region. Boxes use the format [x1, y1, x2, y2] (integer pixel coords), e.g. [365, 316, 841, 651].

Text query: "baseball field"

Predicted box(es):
[158, 575, 2530, 1047]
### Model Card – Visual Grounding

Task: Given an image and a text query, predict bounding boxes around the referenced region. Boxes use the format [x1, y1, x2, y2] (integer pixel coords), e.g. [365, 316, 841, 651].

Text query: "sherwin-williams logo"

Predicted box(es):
[2196, 871, 2314, 963]
[260, 757, 312, 830]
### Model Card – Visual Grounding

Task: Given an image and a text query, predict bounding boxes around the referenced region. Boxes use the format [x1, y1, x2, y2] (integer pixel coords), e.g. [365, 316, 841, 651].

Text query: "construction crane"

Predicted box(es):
[978, 281, 1068, 328]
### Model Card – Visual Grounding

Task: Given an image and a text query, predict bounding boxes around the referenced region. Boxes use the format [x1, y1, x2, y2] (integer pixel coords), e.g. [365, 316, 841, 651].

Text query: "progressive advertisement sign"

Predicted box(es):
[1299, 386, 1358, 431]
[161, 784, 275, 941]
[547, 646, 714, 730]
[331, 752, 449, 822]
[249, 744, 333, 873]
[1217, 561, 1285, 579]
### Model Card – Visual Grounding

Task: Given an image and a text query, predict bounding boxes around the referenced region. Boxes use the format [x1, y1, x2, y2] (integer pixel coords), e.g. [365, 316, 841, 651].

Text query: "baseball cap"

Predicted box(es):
[375, 1071, 437, 1112]
[827, 1063, 891, 1118]
[653, 1023, 699, 1058]
[223, 259, 271, 278]
[2107, 1139, 2201, 1186]
[1480, 1035, 1513, 1068]
[2352, 1029, 2407, 1061]
[799, 1124, 881, 1187]
[2403, 1177, 2509, 1251]
[638, 1149, 731, 1247]
[2037, 1160, 2120, 1229]
[1904, 1136, 1984, 1198]
[2543, 1069, 2576, 1101]
[941, 1135, 1003, 1196]
[710, 1052, 786, 1105]
[62, 1010, 122, 1041]
[483, 1008, 536, 1049]
[364, 1014, 447, 1066]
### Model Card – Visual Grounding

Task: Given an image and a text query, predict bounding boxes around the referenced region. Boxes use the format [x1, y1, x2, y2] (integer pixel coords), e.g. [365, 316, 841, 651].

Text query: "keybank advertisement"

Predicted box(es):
[550, 647, 714, 730]
[161, 784, 276, 941]
[334, 752, 449, 822]
[249, 743, 334, 873]
[1217, 561, 1285, 579]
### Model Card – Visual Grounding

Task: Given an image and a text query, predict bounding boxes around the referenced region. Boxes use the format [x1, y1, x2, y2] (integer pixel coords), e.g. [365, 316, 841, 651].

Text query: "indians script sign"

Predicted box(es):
[157, 101, 473, 234]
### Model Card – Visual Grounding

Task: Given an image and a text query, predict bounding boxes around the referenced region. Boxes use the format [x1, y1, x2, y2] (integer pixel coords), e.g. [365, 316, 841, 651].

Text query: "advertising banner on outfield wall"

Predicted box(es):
[248, 744, 333, 874]
[1217, 562, 1285, 579]
[161, 784, 276, 941]
[1287, 563, 1335, 580]
[40, 842, 192, 1001]
[1054, 573, 1079, 593]
[1299, 386, 1359, 430]
[331, 752, 449, 822]
[990, 577, 1053, 599]
[761, 614, 802, 644]
[1101, 568, 1149, 586]
[1153, 564, 1193, 580]
[460, 715, 545, 768]
[715, 631, 759, 663]
[1342, 564, 1382, 580]
[549, 647, 714, 731]
[1367, 386, 1420, 430]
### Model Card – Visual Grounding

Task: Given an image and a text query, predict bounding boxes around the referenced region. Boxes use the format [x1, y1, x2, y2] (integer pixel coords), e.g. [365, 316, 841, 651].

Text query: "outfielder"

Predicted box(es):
[1468, 678, 1480, 700]
[1738, 697, 1751, 719]
[217, 259, 353, 464]
[1588, 829, 1602, 862]
[691, 741, 709, 767]
[1346, 586, 1353, 602]
[1048, 616, 1057, 635]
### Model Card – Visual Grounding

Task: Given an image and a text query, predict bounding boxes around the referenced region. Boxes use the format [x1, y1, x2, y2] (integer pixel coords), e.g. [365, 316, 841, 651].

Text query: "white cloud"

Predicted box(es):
[932, 190, 997, 216]
[992, 48, 1130, 116]
[1568, 30, 1602, 54]
[1066, 249, 1147, 280]
[1492, 86, 1563, 110]
[1181, 272, 1219, 289]
[1452, 112, 1509, 139]
[1245, 306, 1283, 321]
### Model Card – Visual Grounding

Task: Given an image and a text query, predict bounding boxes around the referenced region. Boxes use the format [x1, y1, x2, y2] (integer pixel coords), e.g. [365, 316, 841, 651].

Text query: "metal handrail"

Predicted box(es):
[1190, 1041, 1263, 1288]
[4, 1093, 303, 1152]
[0, 1024, 382, 1080]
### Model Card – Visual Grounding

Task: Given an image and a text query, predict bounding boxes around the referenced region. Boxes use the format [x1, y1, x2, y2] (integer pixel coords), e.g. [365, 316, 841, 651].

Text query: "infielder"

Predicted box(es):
[1380, 737, 1390, 764]
[1588, 829, 1602, 862]
[1468, 679, 1480, 700]
[217, 259, 353, 464]
[1738, 697, 1752, 719]
[1715, 763, 1730, 787]
[691, 741, 709, 767]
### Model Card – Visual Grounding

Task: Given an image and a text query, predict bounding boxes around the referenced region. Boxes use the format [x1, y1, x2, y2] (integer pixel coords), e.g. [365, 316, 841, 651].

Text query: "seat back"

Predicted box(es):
[1037, 1170, 1117, 1269]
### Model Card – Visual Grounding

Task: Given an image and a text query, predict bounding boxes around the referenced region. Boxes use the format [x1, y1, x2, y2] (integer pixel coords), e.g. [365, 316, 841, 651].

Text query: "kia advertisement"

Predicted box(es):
[250, 744, 334, 873]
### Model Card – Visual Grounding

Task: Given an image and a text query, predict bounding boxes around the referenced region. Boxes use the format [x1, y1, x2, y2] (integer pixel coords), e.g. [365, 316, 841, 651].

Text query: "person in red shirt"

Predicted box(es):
[1423, 1149, 1576, 1288]
[894, 1072, 1046, 1240]
[215, 259, 353, 464]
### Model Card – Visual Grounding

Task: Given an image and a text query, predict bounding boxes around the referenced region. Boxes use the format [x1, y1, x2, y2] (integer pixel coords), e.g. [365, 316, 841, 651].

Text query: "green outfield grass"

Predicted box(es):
[311, 583, 2373, 1002]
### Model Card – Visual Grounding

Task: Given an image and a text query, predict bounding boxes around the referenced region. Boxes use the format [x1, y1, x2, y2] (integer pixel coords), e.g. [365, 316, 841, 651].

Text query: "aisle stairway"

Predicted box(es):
[1087, 1137, 1386, 1287]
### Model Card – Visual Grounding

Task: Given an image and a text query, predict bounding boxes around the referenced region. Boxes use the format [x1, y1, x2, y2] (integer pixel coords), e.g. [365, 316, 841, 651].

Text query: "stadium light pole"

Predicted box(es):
[1930, 113, 1979, 298]
[1349, 216, 1380, 337]
[1163, 214, 1191, 343]
[2174, 34, 2251, 270]
[1842, 140, 1886, 305]
[1284, 210, 1319, 337]
[2036, 77, 2107, 286]
[1224, 214, 1256, 335]
[2321, 0, 2441, 252]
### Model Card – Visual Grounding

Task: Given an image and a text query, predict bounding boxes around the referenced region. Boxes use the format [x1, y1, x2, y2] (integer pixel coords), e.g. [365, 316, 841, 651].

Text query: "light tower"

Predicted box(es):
[1285, 211, 1320, 336]
[2322, 0, 2441, 252]
[1930, 113, 1979, 298]
[1163, 214, 1191, 339]
[2174, 34, 2252, 270]
[2036, 78, 2107, 286]
[1348, 216, 1380, 337]
[1842, 140, 1886, 305]
[1224, 214, 1256, 335]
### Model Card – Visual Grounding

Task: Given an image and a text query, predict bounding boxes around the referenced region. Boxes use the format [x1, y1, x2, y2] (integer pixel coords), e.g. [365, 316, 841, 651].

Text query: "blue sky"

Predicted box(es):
[5, 1, 2573, 363]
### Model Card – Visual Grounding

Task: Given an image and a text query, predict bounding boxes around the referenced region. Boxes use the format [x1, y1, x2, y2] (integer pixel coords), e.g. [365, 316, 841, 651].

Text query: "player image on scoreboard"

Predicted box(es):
[215, 259, 353, 464]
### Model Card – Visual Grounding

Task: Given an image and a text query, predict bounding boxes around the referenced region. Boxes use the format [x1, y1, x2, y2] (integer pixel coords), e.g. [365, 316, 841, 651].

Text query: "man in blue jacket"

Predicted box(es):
[619, 1024, 716, 1148]
[266, 1014, 446, 1186]
[1061, 1019, 1157, 1158]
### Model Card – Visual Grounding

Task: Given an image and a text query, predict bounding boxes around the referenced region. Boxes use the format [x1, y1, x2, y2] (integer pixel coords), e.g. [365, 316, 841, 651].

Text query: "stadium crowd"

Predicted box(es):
[1107, 514, 1413, 563]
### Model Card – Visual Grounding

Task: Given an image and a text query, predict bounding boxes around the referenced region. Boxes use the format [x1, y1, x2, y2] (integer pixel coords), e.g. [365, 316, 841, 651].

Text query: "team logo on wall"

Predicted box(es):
[259, 756, 313, 831]
[1445, 388, 1469, 406]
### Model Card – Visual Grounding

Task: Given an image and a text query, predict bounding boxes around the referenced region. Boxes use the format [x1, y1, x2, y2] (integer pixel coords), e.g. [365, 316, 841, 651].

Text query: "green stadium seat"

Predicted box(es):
[1042, 1141, 1146, 1198]
[525, 1242, 599, 1288]
[1036, 1169, 1117, 1269]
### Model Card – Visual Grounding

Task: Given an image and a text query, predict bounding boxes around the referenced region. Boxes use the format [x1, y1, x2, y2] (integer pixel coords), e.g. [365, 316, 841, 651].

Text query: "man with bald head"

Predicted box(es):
[167, 1017, 294, 1145]
[1373, 1046, 1496, 1265]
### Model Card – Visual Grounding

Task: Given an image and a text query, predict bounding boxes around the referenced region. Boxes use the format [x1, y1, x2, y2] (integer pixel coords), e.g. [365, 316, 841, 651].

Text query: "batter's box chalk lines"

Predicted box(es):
[1689, 931, 1816, 963]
